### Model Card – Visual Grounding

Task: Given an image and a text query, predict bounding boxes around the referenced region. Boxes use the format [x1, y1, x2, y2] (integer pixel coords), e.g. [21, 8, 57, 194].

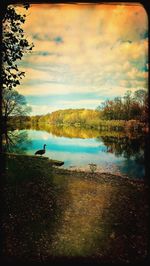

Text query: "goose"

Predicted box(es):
[35, 144, 46, 156]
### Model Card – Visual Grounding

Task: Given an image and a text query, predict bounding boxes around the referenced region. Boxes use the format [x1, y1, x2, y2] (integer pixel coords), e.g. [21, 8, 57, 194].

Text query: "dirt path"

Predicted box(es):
[51, 177, 114, 256]
[48, 170, 149, 263]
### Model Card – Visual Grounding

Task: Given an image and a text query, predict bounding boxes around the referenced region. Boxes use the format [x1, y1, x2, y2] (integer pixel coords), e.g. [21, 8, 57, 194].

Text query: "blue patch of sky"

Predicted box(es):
[23, 79, 69, 86]
[32, 33, 48, 41]
[26, 92, 101, 105]
[32, 33, 63, 43]
[33, 51, 62, 57]
[130, 60, 148, 72]
[32, 33, 64, 44]
[141, 64, 148, 72]
[18, 60, 69, 71]
[53, 36, 63, 44]
[140, 30, 148, 39]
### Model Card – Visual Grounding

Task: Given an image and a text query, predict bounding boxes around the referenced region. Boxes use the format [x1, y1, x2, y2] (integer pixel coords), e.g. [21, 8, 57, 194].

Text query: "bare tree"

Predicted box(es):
[2, 88, 31, 123]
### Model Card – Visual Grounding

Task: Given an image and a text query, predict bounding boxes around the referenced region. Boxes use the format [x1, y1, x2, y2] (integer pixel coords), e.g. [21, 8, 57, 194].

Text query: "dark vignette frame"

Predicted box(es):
[0, 1, 150, 265]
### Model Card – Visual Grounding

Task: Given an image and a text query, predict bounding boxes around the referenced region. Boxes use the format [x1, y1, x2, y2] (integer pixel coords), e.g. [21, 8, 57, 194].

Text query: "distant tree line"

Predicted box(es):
[7, 89, 148, 133]
[22, 89, 148, 133]
[97, 89, 148, 122]
[31, 109, 102, 129]
[29, 89, 148, 123]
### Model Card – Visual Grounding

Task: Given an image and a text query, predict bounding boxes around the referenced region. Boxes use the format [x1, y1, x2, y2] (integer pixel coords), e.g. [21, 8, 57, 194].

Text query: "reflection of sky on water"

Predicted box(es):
[117, 159, 145, 179]
[20, 130, 144, 179]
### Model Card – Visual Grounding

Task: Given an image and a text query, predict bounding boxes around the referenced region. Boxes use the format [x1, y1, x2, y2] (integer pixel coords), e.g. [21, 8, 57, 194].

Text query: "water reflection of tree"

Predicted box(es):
[2, 129, 32, 154]
[30, 123, 128, 139]
[98, 135, 145, 161]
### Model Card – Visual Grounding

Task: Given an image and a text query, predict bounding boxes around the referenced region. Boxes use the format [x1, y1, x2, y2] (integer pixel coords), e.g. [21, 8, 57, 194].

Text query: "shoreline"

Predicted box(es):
[1, 152, 146, 183]
[54, 166, 146, 186]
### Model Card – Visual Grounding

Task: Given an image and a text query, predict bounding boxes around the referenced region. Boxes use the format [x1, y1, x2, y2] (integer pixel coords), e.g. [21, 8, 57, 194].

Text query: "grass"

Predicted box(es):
[1, 153, 149, 264]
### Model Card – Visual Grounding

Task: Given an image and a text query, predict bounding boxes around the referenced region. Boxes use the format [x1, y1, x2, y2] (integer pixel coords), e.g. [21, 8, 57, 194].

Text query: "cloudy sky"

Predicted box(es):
[15, 3, 148, 115]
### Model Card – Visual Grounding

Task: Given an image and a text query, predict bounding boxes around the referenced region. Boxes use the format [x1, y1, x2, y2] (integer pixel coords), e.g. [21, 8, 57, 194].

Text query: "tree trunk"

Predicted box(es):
[2, 116, 8, 134]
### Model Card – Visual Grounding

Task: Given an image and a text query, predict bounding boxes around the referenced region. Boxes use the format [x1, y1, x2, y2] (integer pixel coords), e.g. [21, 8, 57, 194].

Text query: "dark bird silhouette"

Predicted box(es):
[35, 144, 46, 156]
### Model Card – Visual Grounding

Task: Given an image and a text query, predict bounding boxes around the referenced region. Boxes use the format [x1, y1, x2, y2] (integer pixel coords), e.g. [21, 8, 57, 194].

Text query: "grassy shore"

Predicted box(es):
[1, 153, 149, 264]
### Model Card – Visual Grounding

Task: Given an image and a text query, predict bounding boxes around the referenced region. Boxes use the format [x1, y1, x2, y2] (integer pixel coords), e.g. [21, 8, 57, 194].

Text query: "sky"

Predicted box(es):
[15, 3, 148, 116]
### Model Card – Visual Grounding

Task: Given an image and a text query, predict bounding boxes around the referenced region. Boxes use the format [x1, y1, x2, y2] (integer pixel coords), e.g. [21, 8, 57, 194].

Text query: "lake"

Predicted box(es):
[3, 125, 145, 179]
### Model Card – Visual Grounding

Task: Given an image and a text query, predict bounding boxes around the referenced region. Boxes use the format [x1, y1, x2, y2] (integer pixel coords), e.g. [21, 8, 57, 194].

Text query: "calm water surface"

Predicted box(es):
[4, 127, 145, 179]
